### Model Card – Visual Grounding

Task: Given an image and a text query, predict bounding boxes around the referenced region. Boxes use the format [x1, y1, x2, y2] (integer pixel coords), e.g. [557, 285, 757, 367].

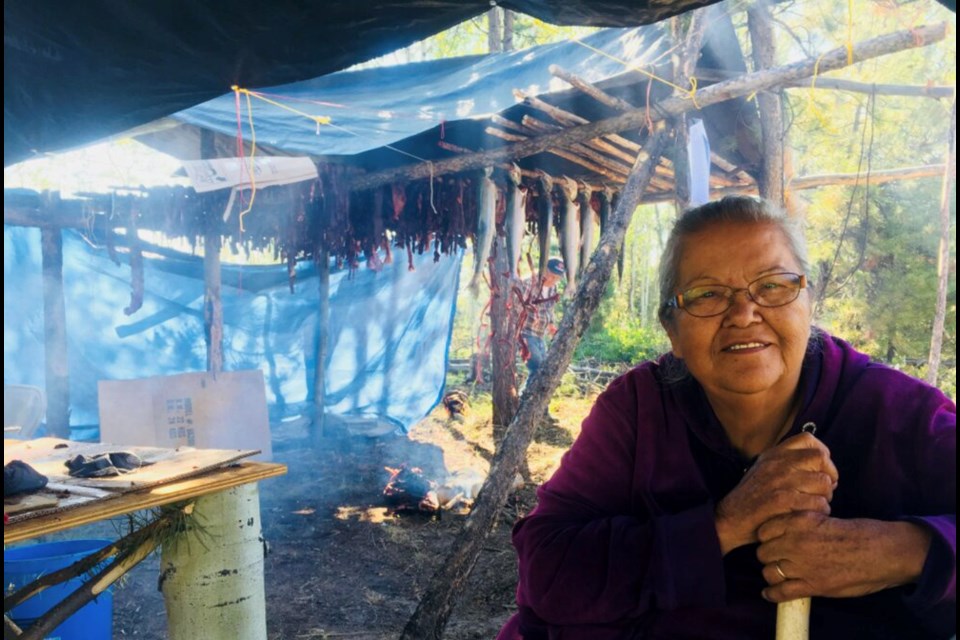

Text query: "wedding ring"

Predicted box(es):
[775, 560, 787, 580]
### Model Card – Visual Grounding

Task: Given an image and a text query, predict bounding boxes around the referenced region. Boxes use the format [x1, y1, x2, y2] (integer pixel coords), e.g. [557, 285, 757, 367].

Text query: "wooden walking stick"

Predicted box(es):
[777, 421, 819, 639]
[776, 598, 811, 640]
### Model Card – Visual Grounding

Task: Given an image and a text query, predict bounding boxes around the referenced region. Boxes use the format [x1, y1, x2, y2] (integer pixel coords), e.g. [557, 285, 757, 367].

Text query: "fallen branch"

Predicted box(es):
[13, 504, 193, 640]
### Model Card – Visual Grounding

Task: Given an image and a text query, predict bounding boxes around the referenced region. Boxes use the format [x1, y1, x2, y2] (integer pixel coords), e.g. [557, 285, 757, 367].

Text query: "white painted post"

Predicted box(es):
[160, 483, 267, 640]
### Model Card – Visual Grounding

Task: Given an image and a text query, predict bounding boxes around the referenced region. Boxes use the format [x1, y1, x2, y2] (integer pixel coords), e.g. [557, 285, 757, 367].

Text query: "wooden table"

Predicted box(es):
[4, 461, 286, 544]
[5, 448, 286, 640]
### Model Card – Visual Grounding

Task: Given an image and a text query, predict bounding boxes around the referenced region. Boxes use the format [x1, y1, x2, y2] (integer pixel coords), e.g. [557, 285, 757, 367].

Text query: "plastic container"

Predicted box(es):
[4, 539, 113, 640]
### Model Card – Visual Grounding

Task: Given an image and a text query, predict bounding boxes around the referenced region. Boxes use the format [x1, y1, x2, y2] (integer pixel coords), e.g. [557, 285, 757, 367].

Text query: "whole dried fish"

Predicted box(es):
[468, 167, 497, 295]
[505, 164, 527, 280]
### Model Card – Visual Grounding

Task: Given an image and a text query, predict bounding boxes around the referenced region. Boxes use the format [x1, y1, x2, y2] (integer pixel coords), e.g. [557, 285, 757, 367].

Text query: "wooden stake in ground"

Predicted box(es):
[399, 123, 670, 640]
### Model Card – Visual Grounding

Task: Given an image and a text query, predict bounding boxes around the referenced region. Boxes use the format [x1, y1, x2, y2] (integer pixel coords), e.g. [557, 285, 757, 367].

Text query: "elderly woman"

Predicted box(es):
[498, 196, 955, 639]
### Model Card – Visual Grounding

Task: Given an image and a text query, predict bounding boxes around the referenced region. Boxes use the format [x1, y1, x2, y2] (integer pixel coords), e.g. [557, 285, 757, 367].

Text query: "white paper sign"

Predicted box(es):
[181, 156, 318, 193]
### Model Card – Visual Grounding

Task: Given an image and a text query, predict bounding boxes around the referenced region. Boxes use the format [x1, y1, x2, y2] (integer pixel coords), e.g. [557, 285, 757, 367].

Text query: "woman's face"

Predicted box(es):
[664, 221, 813, 400]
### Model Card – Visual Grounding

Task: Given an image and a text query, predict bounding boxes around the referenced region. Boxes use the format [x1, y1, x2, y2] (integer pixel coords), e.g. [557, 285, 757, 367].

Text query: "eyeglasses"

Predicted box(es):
[666, 272, 807, 318]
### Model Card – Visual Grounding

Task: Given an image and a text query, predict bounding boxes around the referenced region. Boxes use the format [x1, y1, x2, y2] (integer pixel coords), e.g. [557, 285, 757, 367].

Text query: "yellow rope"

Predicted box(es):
[232, 85, 432, 166]
[569, 35, 701, 105]
[846, 0, 855, 65]
[807, 54, 834, 132]
[236, 88, 258, 233]
[236, 86, 331, 129]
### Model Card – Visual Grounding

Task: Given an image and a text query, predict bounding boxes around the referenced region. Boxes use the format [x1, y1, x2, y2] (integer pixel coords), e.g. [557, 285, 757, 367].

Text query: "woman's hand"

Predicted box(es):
[714, 433, 839, 555]
[756, 513, 932, 601]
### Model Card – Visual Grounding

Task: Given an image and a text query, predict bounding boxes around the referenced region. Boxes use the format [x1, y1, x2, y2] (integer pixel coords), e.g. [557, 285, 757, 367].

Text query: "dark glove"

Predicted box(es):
[4, 460, 49, 496]
[65, 452, 143, 478]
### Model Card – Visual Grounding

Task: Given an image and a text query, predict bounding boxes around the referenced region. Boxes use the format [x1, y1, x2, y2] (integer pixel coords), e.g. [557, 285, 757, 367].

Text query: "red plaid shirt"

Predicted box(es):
[521, 281, 559, 338]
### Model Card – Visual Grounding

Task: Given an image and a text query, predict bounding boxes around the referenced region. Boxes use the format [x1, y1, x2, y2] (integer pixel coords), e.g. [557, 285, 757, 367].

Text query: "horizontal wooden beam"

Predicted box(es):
[698, 68, 955, 99]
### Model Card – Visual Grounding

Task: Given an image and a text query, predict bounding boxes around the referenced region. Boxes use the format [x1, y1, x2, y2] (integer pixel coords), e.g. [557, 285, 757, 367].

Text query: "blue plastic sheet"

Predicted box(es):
[170, 27, 669, 158]
[3, 226, 461, 433]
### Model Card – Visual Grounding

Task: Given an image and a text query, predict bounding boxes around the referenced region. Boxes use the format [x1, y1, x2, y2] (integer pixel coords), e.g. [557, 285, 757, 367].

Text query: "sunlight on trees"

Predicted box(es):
[3, 0, 955, 396]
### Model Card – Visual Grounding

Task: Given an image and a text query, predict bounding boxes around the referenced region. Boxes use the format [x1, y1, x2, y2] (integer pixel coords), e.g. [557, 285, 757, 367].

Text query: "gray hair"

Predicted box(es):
[657, 196, 812, 328]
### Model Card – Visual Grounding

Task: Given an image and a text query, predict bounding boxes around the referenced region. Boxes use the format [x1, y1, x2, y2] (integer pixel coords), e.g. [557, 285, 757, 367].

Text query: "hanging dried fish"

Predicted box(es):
[535, 172, 554, 284]
[577, 181, 595, 281]
[505, 163, 527, 280]
[468, 167, 496, 295]
[556, 176, 580, 296]
[611, 190, 625, 283]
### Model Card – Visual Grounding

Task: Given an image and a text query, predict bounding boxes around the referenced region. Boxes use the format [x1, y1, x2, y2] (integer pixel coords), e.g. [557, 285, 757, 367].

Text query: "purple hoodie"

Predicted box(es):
[506, 333, 956, 639]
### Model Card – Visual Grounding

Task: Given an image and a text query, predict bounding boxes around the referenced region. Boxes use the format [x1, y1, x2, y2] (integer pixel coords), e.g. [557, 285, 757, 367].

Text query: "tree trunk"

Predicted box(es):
[748, 1, 786, 206]
[486, 8, 502, 53]
[161, 484, 267, 640]
[503, 10, 515, 52]
[203, 233, 223, 374]
[669, 9, 707, 210]
[490, 236, 520, 445]
[399, 124, 670, 640]
[926, 99, 956, 385]
[39, 196, 70, 438]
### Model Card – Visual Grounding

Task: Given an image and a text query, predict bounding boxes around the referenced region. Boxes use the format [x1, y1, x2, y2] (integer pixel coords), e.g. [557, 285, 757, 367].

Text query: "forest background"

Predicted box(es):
[2, 1, 955, 638]
[437, 0, 958, 402]
[5, 0, 956, 401]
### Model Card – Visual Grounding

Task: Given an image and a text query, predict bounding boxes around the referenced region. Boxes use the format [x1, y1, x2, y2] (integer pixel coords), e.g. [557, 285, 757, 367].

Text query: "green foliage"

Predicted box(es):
[575, 313, 667, 365]
[433, 0, 957, 401]
[573, 282, 669, 365]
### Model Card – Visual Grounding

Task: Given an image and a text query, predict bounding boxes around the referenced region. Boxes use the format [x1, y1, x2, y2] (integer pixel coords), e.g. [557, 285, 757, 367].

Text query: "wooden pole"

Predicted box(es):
[399, 123, 671, 640]
[485, 126, 629, 182]
[635, 164, 947, 204]
[775, 597, 812, 640]
[748, 1, 786, 206]
[39, 192, 70, 438]
[349, 23, 947, 192]
[161, 485, 267, 640]
[314, 248, 331, 437]
[490, 236, 520, 445]
[516, 90, 642, 153]
[201, 130, 223, 375]
[926, 99, 956, 385]
[696, 69, 955, 99]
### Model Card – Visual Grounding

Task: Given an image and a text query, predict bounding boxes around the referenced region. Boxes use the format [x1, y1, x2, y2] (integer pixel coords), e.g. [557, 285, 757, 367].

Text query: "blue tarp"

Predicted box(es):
[170, 26, 669, 158]
[4, 226, 461, 433]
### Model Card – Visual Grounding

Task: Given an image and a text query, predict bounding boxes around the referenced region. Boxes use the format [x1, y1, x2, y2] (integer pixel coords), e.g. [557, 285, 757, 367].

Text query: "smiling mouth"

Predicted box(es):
[723, 342, 767, 352]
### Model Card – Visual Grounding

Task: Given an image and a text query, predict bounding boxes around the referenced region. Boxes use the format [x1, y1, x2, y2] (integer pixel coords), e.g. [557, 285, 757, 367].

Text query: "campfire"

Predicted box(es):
[383, 465, 441, 514]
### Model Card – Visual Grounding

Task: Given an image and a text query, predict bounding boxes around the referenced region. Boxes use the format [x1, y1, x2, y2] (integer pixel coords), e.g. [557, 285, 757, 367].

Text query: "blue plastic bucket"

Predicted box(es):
[4, 539, 113, 640]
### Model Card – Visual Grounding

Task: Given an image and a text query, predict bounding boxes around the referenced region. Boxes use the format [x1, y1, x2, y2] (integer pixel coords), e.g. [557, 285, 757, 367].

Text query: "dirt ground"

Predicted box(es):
[75, 390, 595, 639]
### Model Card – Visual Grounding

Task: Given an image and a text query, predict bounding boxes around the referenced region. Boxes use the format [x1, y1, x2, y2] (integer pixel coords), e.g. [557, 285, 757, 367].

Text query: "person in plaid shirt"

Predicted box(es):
[520, 258, 565, 379]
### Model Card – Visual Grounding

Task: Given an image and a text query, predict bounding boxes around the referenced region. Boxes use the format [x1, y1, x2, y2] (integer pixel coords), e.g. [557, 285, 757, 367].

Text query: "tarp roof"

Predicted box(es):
[136, 14, 760, 183]
[4, 0, 729, 167]
[142, 27, 674, 160]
